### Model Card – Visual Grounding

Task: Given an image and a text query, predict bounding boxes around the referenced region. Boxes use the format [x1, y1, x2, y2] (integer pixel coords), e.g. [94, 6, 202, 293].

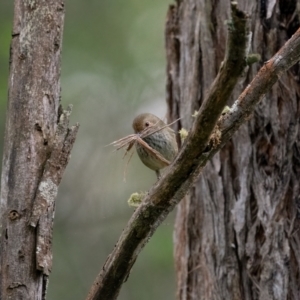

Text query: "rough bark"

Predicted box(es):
[85, 2, 300, 299]
[0, 1, 78, 299]
[171, 1, 300, 300]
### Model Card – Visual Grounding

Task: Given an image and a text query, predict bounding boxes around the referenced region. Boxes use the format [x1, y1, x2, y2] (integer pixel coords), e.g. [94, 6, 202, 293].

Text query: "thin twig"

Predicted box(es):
[136, 136, 170, 166]
[109, 119, 179, 168]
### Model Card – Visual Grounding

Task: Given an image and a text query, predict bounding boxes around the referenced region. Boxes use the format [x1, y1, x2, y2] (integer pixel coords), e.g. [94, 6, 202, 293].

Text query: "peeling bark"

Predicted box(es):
[171, 1, 300, 299]
[0, 1, 78, 299]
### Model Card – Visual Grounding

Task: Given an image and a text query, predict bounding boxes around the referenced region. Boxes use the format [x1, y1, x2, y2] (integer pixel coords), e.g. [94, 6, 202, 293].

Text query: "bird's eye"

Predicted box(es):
[145, 122, 150, 127]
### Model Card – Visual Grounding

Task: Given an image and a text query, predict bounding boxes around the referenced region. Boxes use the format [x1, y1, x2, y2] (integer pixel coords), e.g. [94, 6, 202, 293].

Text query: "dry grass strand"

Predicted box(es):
[109, 118, 181, 169]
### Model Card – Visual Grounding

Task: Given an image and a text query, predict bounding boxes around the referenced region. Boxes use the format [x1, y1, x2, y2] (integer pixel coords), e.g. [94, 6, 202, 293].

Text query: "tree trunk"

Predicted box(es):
[0, 1, 78, 299]
[169, 1, 300, 299]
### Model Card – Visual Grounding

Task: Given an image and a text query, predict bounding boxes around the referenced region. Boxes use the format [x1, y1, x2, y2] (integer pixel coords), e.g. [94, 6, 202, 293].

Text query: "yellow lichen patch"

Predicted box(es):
[209, 125, 222, 148]
[221, 105, 231, 115]
[192, 110, 199, 118]
[179, 128, 188, 142]
[127, 192, 147, 207]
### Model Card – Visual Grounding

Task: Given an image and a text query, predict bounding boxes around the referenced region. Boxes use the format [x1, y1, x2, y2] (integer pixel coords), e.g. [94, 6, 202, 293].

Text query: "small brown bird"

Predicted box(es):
[132, 113, 178, 178]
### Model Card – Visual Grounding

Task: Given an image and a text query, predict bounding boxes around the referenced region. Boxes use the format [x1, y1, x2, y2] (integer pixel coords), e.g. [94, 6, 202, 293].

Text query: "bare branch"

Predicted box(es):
[86, 3, 250, 300]
[86, 0, 300, 295]
[87, 22, 300, 300]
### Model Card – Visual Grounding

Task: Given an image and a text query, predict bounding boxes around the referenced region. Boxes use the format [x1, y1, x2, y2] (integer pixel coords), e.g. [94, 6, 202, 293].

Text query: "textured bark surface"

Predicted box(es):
[171, 1, 300, 299]
[0, 1, 78, 299]
[85, 2, 300, 299]
[86, 5, 250, 300]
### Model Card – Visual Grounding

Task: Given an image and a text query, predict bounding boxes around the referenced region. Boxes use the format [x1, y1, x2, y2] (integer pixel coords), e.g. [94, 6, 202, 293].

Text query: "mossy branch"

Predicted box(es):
[86, 3, 300, 300]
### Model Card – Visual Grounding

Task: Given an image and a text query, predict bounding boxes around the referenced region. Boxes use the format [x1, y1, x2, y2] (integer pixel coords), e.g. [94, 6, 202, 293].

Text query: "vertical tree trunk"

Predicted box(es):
[168, 1, 300, 299]
[0, 1, 78, 299]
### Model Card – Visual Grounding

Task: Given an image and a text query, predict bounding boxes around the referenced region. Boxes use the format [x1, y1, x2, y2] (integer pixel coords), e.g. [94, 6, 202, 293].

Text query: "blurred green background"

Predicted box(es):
[0, 1, 176, 299]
